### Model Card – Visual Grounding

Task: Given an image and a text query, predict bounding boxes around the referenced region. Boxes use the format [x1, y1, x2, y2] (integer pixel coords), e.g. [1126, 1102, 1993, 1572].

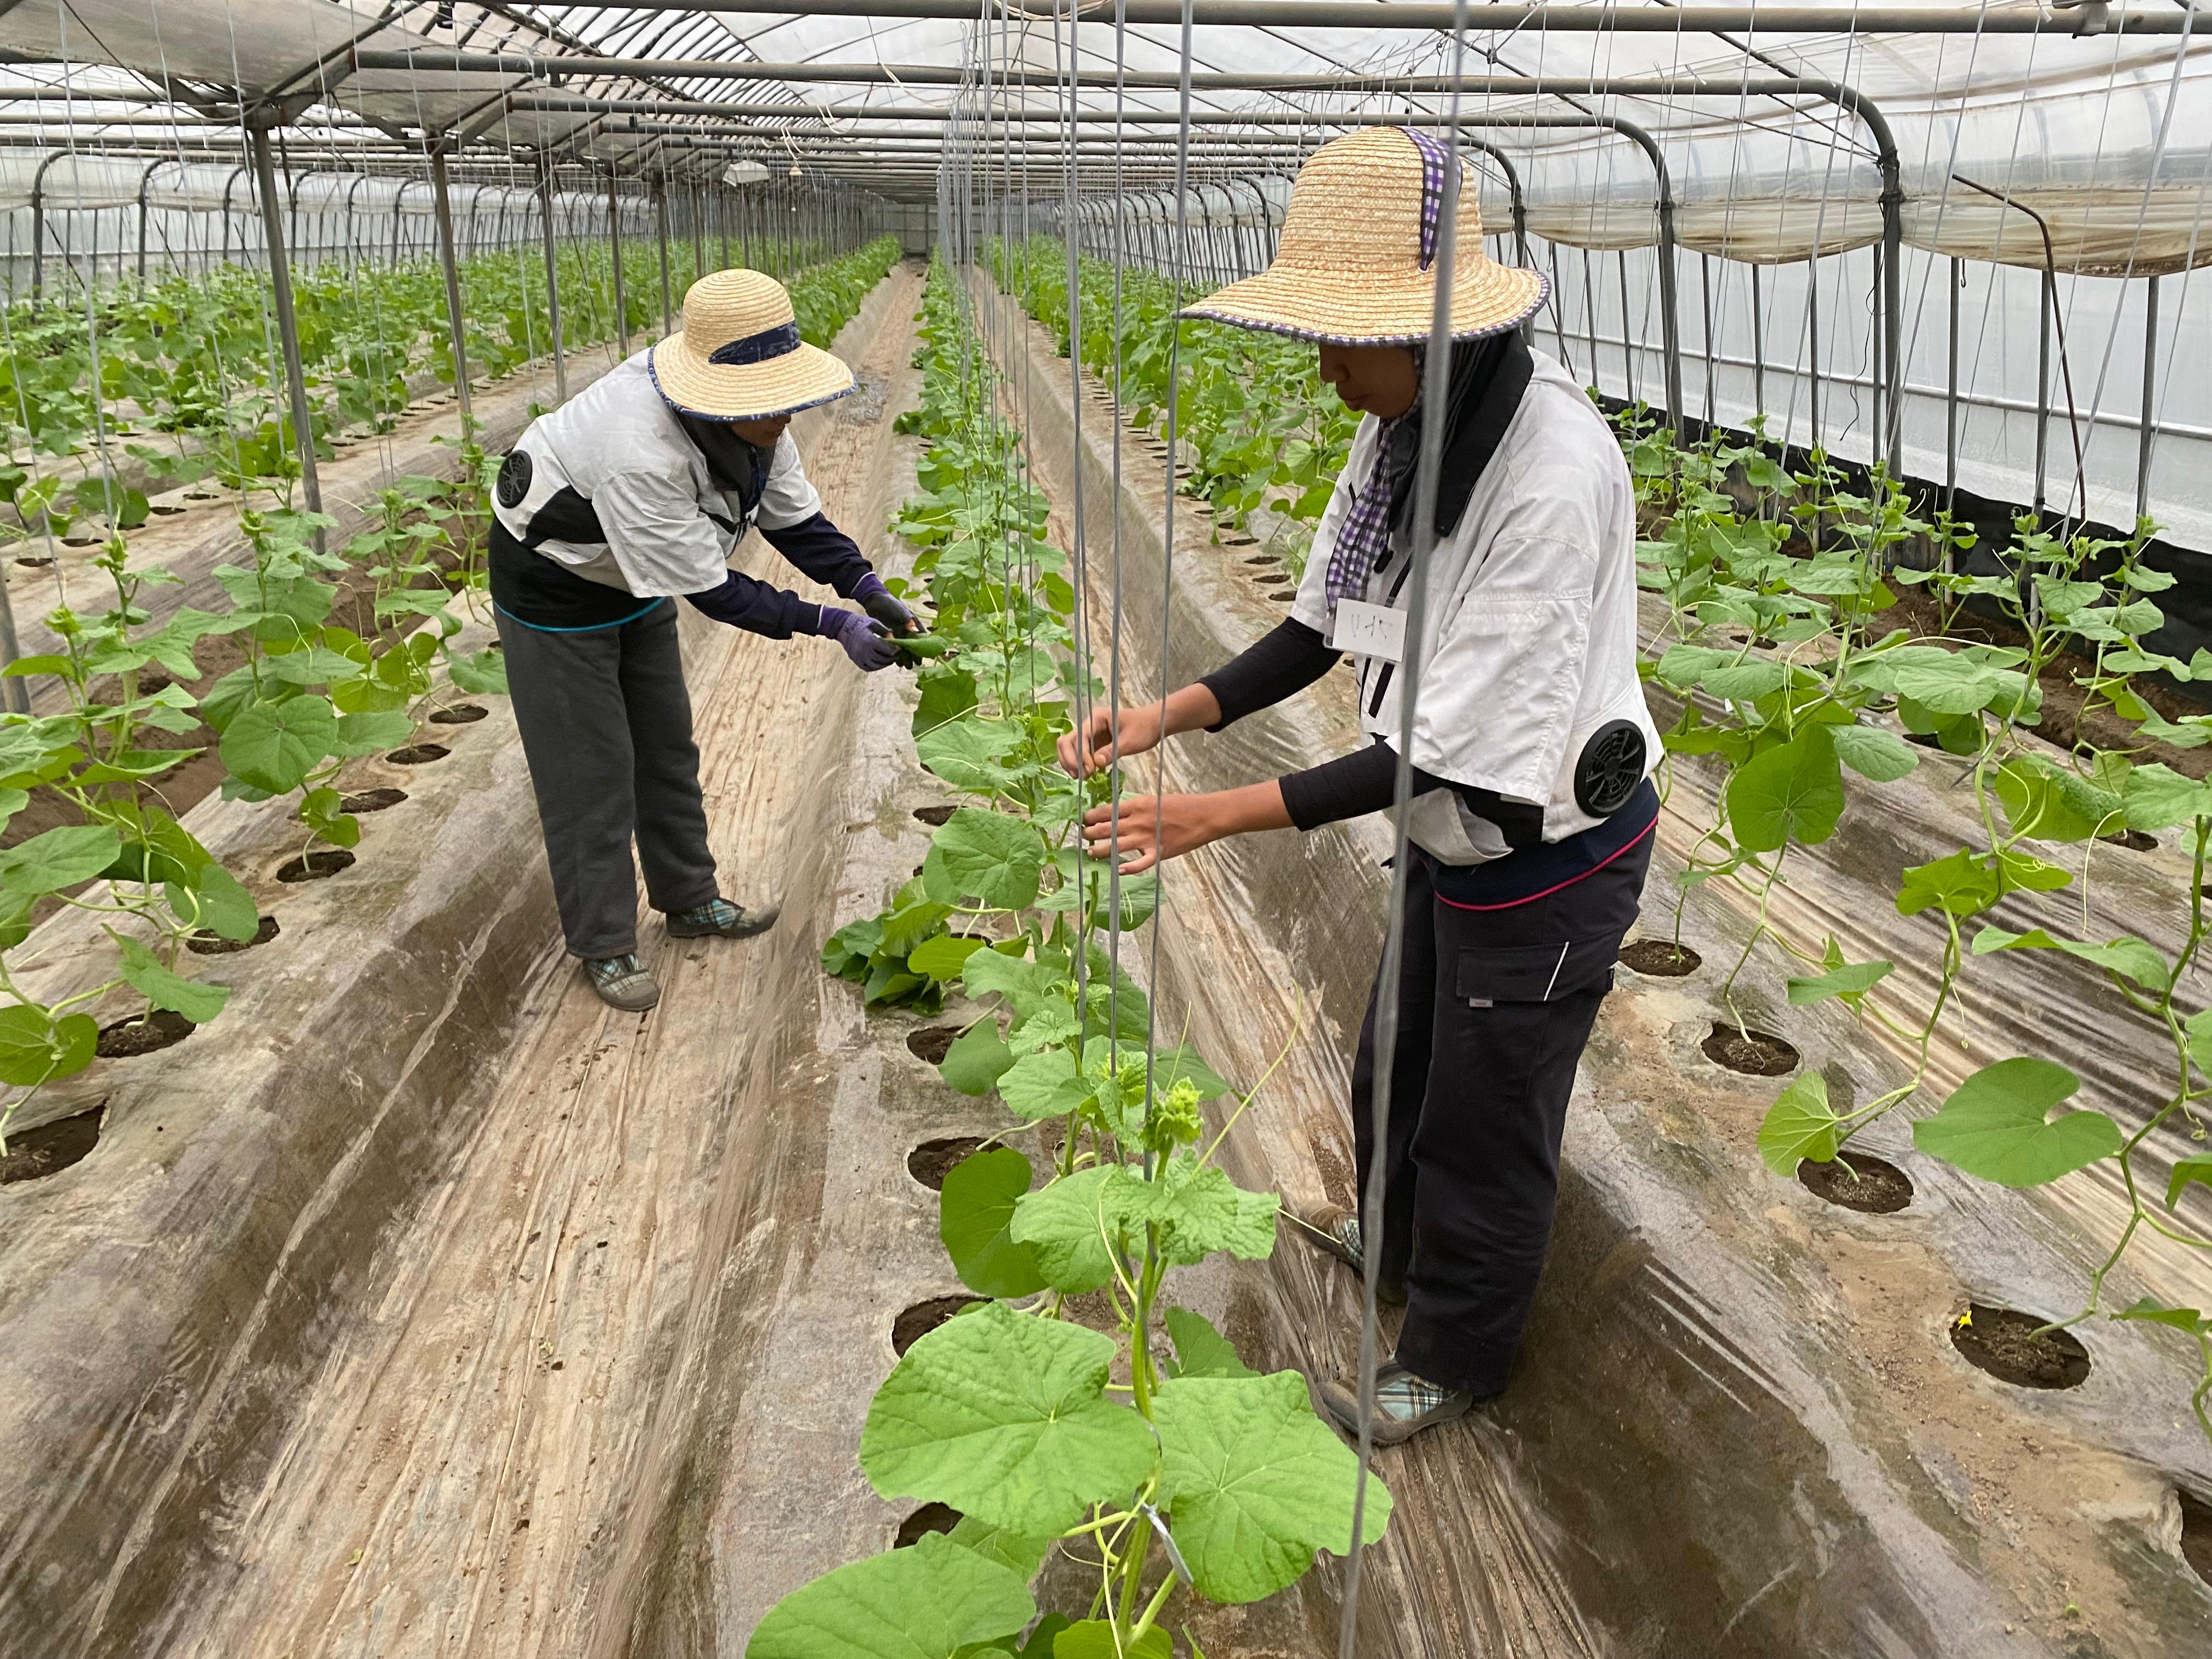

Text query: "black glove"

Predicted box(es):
[854, 572, 919, 637]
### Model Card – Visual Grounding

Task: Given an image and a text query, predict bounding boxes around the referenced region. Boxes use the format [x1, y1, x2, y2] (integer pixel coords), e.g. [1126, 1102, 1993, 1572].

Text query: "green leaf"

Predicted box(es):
[446, 647, 508, 696]
[1725, 727, 1844, 853]
[909, 932, 988, 981]
[1153, 1371, 1391, 1604]
[917, 717, 1021, 793]
[262, 644, 365, 686]
[2123, 763, 2212, 834]
[0, 723, 52, 781]
[1164, 1306, 1256, 1380]
[922, 809, 1045, 910]
[1912, 1058, 2121, 1187]
[165, 860, 259, 942]
[0, 823, 122, 896]
[219, 695, 336, 794]
[1894, 849, 2002, 918]
[1785, 959, 1894, 1005]
[1757, 1071, 1841, 1176]
[1007, 1166, 1119, 1293]
[2166, 1153, 2212, 1212]
[939, 1020, 1016, 1096]
[945, 1515, 1052, 1582]
[1149, 1043, 1231, 1102]
[328, 709, 415, 758]
[1830, 724, 1918, 783]
[112, 934, 229, 1024]
[940, 1147, 1048, 1299]
[961, 949, 1065, 1020]
[1971, 926, 2171, 993]
[996, 1046, 1097, 1121]
[1054, 1624, 1169, 1659]
[744, 1532, 1035, 1659]
[2112, 1296, 2210, 1334]
[1107, 1156, 1279, 1265]
[0, 1003, 97, 1087]
[859, 1301, 1156, 1536]
[1015, 1615, 1071, 1659]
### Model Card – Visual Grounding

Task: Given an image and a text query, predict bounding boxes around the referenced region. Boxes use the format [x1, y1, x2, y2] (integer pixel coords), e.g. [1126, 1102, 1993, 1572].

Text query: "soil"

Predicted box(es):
[912, 804, 957, 827]
[0, 1103, 102, 1183]
[1701, 1020, 1801, 1076]
[907, 1025, 961, 1065]
[2181, 1489, 2212, 1587]
[892, 1503, 962, 1548]
[427, 703, 488, 725]
[1798, 1152, 1915, 1214]
[1949, 1302, 2092, 1390]
[384, 744, 450, 766]
[339, 788, 408, 814]
[276, 849, 356, 884]
[1620, 938, 1703, 977]
[890, 1295, 984, 1358]
[2102, 829, 2159, 852]
[907, 1136, 986, 1190]
[96, 1008, 194, 1058]
[187, 914, 279, 955]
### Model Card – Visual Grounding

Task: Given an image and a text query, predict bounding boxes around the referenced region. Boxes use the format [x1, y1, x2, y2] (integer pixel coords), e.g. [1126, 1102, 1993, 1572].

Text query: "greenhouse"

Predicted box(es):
[2, 1, 2211, 1655]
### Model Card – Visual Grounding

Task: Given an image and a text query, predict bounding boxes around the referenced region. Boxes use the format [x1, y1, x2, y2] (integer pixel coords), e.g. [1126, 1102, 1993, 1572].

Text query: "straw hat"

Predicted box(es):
[649, 268, 856, 421]
[1181, 128, 1545, 344]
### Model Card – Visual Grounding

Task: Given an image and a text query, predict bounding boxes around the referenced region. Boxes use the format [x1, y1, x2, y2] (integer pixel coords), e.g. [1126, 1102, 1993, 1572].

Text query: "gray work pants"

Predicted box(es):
[495, 600, 719, 960]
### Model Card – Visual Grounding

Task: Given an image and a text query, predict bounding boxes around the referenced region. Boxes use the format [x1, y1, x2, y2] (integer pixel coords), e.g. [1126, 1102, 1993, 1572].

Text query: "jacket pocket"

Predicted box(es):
[1454, 938, 1617, 1006]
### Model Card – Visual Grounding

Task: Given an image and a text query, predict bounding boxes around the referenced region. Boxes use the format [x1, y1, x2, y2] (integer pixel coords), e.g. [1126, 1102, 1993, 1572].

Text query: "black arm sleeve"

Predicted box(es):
[761, 511, 873, 599]
[683, 568, 825, 638]
[1278, 741, 1449, 832]
[1197, 619, 1341, 729]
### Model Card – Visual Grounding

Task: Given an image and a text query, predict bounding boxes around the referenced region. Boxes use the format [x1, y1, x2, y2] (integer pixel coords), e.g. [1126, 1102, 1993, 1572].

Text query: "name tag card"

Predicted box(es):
[1330, 599, 1407, 665]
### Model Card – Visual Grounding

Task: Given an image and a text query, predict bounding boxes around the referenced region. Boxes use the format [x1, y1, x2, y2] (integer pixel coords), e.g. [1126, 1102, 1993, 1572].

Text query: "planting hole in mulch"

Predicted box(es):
[1701, 1022, 1800, 1076]
[188, 914, 280, 955]
[97, 1008, 193, 1058]
[429, 703, 488, 725]
[1798, 1153, 1914, 1214]
[913, 804, 958, 826]
[385, 743, 450, 765]
[1906, 732, 1946, 749]
[1267, 588, 1297, 601]
[0, 1104, 103, 1184]
[1949, 1302, 2091, 1390]
[15, 554, 54, 568]
[1242, 555, 1277, 567]
[277, 849, 357, 883]
[907, 1025, 962, 1065]
[1620, 939, 1702, 977]
[2101, 830, 2158, 852]
[892, 1295, 985, 1357]
[908, 1136, 987, 1190]
[340, 788, 408, 814]
[893, 1503, 963, 1548]
[2180, 1489, 2212, 1587]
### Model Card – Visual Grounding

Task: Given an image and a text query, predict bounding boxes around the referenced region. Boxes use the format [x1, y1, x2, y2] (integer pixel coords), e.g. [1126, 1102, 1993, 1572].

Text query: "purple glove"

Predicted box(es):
[819, 606, 898, 672]
[853, 572, 919, 637]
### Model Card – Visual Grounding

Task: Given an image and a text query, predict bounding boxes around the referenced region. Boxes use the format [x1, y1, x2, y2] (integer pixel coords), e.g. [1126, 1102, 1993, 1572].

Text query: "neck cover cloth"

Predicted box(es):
[1322, 127, 1451, 618]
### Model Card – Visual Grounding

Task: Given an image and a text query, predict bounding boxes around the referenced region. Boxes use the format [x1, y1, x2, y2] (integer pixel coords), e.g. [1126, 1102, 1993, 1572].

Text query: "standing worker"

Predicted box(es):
[491, 268, 918, 1012]
[1065, 130, 1660, 1443]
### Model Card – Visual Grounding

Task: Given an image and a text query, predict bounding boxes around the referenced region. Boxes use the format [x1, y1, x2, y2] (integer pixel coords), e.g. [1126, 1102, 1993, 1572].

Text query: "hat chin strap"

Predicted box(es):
[707, 320, 802, 366]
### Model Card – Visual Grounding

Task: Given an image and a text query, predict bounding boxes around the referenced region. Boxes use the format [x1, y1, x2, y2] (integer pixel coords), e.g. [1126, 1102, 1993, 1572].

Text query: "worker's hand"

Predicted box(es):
[1080, 793, 1226, 876]
[820, 607, 899, 672]
[853, 573, 923, 639]
[1059, 703, 1166, 778]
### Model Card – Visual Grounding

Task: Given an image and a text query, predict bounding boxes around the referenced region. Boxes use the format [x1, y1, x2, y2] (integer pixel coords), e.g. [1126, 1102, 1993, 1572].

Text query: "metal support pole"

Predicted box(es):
[2138, 273, 2160, 526]
[1945, 255, 1961, 517]
[247, 118, 323, 530]
[537, 153, 567, 403]
[1870, 241, 1883, 469]
[1700, 252, 1716, 428]
[1750, 261, 1764, 419]
[654, 180, 673, 332]
[136, 158, 157, 283]
[1807, 256, 1821, 449]
[607, 166, 630, 353]
[1616, 249, 1637, 407]
[690, 178, 704, 279]
[2034, 267, 2052, 515]
[429, 145, 472, 425]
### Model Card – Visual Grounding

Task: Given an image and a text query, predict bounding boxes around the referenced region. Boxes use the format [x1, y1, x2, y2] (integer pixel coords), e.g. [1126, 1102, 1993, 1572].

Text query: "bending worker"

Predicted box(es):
[491, 268, 917, 1012]
[1066, 130, 1660, 1444]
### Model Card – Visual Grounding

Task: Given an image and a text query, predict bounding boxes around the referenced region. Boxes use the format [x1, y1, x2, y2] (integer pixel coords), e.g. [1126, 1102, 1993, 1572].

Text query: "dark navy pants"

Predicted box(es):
[1351, 836, 1652, 1396]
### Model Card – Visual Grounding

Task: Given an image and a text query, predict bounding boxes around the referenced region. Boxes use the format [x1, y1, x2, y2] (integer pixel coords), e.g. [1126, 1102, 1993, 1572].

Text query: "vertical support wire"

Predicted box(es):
[1340, 4, 1474, 1650]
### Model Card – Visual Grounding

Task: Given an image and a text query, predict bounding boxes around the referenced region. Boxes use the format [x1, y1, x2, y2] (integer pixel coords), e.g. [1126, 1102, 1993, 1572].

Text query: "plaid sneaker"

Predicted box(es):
[1288, 1203, 1406, 1307]
[1318, 1357, 1479, 1447]
[665, 896, 780, 939]
[584, 953, 659, 1012]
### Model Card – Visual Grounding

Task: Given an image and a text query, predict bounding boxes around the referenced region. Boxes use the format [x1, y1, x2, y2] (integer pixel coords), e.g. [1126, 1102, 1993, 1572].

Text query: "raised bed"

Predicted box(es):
[973, 272, 2212, 1658]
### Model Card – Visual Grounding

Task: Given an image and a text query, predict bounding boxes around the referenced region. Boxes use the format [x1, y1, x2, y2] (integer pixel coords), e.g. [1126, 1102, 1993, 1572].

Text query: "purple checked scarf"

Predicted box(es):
[1323, 126, 1452, 618]
[1318, 125, 1460, 619]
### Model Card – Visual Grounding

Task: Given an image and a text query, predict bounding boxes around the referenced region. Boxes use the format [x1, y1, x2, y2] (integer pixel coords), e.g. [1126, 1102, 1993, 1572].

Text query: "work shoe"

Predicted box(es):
[584, 953, 659, 1012]
[1318, 1357, 1480, 1448]
[1288, 1203, 1406, 1307]
[665, 896, 780, 939]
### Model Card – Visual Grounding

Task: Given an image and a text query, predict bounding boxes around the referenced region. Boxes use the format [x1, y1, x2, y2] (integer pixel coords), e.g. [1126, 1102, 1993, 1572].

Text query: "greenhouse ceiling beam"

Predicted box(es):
[393, 2, 2188, 33]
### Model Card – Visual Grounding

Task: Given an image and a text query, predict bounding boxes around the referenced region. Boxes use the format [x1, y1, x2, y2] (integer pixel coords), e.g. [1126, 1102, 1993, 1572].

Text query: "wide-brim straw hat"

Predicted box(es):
[1181, 127, 1546, 344]
[650, 268, 855, 421]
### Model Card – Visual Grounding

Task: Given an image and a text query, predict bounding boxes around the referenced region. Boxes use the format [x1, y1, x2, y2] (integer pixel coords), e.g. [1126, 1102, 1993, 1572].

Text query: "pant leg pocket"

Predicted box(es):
[1454, 938, 1617, 1008]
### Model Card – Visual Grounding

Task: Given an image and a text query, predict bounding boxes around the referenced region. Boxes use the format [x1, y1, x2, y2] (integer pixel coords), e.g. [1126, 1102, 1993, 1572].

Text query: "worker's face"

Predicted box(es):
[1317, 343, 1420, 420]
[730, 413, 792, 447]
